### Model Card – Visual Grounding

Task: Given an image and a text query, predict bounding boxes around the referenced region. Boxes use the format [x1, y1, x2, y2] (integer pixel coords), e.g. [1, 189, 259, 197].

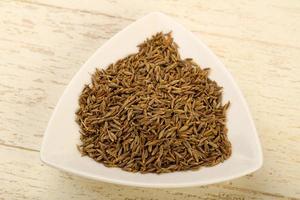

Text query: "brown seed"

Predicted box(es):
[76, 32, 231, 174]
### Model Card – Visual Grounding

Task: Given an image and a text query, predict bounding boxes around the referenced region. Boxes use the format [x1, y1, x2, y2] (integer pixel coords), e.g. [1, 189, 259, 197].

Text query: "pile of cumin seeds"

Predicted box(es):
[76, 32, 232, 173]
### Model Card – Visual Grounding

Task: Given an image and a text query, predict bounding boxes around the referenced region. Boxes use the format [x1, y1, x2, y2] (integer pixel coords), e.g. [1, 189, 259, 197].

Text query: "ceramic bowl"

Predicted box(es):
[40, 12, 263, 188]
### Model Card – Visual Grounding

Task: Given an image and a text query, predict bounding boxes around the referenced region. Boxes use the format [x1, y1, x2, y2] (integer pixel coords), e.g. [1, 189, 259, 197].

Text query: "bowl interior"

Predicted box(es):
[40, 12, 263, 188]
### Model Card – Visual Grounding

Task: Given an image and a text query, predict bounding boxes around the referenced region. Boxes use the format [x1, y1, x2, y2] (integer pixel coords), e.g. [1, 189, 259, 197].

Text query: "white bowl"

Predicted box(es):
[40, 12, 263, 188]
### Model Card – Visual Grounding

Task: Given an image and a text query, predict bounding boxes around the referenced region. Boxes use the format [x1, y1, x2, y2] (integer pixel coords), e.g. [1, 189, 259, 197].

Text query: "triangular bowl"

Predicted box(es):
[41, 12, 263, 188]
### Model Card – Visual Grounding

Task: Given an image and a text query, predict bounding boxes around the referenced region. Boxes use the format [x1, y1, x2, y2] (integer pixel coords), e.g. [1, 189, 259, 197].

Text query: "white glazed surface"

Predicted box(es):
[40, 12, 263, 188]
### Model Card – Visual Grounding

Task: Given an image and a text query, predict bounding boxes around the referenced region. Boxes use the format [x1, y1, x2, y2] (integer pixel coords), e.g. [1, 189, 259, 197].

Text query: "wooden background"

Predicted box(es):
[0, 0, 299, 199]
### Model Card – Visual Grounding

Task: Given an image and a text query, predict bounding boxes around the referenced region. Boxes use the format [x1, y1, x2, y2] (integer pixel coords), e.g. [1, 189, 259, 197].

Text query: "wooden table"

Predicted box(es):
[1, 0, 299, 199]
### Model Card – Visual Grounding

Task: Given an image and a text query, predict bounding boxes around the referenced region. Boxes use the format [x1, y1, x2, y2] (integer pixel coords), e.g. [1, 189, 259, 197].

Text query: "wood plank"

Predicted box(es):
[23, 0, 300, 48]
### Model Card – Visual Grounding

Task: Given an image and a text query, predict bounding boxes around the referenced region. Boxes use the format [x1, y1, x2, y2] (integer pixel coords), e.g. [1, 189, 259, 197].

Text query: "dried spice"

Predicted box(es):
[76, 32, 232, 173]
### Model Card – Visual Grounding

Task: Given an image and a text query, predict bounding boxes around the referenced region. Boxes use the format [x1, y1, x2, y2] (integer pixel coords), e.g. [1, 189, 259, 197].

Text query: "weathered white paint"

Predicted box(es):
[0, 0, 299, 199]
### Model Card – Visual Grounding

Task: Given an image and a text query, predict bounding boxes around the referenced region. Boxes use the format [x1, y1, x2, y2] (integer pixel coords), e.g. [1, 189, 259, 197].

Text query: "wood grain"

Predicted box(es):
[0, 0, 299, 199]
